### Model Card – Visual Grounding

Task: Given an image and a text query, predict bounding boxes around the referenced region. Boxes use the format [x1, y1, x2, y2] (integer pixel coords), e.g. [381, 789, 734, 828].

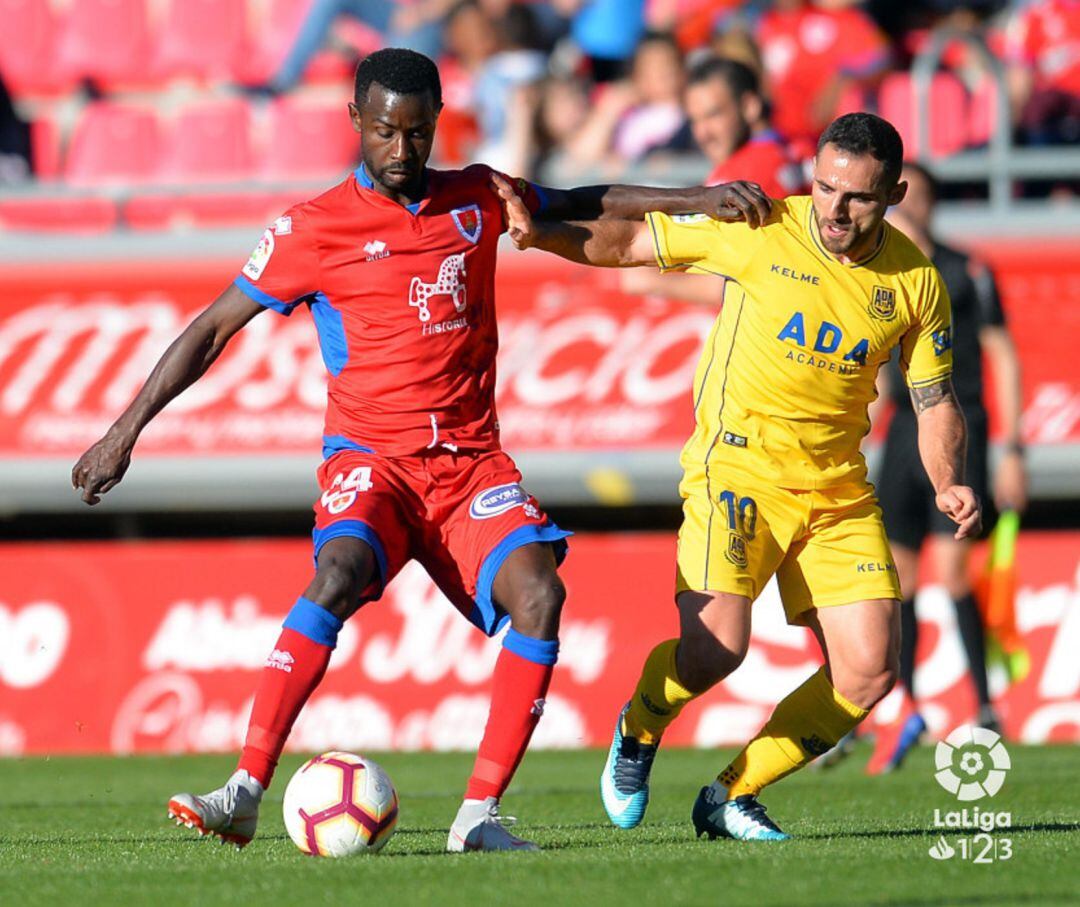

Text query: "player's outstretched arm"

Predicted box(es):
[536, 180, 772, 227]
[910, 377, 982, 540]
[71, 284, 265, 505]
[493, 174, 655, 267]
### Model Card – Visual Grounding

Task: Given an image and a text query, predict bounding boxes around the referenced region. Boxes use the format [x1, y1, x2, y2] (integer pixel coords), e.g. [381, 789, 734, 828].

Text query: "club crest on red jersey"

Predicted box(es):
[451, 204, 482, 243]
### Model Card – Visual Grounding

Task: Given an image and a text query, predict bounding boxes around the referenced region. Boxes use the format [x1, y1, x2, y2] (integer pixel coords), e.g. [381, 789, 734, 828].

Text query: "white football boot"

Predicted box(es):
[446, 797, 540, 853]
[167, 769, 264, 850]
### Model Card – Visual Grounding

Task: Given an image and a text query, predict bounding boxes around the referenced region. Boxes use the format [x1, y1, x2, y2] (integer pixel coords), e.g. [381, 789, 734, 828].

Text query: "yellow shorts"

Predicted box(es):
[675, 468, 901, 624]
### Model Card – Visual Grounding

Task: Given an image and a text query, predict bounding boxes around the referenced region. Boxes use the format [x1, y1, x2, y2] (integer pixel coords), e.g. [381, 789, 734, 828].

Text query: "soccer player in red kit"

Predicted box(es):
[71, 47, 767, 852]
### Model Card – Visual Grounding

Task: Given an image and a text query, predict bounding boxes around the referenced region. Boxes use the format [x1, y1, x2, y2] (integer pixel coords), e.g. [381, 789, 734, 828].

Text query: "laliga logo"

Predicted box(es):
[934, 725, 1011, 801]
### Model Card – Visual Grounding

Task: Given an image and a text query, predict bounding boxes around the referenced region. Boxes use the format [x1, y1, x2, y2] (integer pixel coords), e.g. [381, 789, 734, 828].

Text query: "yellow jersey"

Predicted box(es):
[646, 195, 953, 489]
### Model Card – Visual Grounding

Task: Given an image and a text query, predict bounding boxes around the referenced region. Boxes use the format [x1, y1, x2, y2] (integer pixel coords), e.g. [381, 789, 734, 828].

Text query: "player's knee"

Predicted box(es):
[675, 633, 746, 693]
[306, 548, 375, 620]
[505, 572, 566, 639]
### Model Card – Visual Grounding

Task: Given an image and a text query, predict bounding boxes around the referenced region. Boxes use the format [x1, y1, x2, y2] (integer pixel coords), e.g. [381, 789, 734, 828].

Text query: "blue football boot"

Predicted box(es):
[692, 783, 791, 841]
[600, 704, 658, 829]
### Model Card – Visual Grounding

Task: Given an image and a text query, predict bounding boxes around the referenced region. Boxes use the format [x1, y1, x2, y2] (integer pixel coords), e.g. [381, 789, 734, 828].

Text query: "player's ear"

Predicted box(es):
[741, 92, 762, 127]
[888, 180, 908, 207]
[348, 102, 363, 134]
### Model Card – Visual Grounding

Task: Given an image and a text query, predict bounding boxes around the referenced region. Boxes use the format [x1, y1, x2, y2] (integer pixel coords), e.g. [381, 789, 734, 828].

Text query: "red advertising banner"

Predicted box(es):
[0, 241, 1076, 459]
[1, 531, 1077, 756]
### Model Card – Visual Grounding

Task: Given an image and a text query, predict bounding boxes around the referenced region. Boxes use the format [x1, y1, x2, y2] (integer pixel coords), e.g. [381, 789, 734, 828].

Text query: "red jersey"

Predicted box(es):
[756, 5, 890, 145]
[234, 163, 544, 458]
[1006, 0, 1080, 95]
[706, 132, 804, 198]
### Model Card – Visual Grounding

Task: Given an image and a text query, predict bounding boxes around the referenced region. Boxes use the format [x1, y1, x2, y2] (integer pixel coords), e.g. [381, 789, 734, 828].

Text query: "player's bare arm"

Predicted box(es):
[536, 180, 773, 228]
[493, 173, 656, 267]
[910, 376, 982, 540]
[71, 284, 265, 505]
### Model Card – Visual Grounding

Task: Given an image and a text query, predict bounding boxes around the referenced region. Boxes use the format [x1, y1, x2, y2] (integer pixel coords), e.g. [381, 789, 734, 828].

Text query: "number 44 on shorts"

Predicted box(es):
[321, 467, 374, 515]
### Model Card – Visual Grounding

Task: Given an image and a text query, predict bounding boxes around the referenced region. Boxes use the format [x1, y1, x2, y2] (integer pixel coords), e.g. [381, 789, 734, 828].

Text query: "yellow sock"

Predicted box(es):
[719, 667, 868, 797]
[623, 640, 697, 745]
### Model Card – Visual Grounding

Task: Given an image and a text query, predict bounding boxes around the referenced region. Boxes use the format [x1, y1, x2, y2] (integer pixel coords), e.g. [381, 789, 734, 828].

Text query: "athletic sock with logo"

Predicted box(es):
[623, 639, 696, 745]
[719, 666, 868, 797]
[464, 630, 558, 801]
[237, 597, 342, 788]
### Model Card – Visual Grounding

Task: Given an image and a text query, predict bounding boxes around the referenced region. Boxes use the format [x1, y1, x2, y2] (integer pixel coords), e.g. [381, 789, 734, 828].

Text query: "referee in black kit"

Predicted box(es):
[867, 161, 1027, 774]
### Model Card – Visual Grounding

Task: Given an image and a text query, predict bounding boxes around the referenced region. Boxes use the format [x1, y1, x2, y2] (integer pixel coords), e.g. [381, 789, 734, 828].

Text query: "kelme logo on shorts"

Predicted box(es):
[470, 483, 528, 519]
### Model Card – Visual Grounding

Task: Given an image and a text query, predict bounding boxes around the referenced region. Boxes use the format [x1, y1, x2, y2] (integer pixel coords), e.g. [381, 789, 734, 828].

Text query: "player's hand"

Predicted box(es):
[71, 432, 133, 506]
[491, 173, 536, 250]
[993, 449, 1028, 513]
[702, 181, 772, 229]
[935, 484, 982, 540]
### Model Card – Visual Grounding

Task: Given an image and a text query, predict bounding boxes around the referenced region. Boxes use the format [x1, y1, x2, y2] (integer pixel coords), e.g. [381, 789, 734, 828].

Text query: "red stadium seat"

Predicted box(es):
[153, 0, 250, 81]
[30, 116, 62, 181]
[158, 99, 256, 183]
[64, 103, 161, 187]
[0, 0, 66, 94]
[0, 196, 118, 233]
[969, 77, 1002, 148]
[263, 99, 360, 180]
[240, 0, 357, 85]
[55, 0, 153, 89]
[878, 72, 969, 158]
[124, 190, 311, 230]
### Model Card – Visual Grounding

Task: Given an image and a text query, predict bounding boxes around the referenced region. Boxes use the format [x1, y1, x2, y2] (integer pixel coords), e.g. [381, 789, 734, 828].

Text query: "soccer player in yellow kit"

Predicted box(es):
[493, 113, 981, 840]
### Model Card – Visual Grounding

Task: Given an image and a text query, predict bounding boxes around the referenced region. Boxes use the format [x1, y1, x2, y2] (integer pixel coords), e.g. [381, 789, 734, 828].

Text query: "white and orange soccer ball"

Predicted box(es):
[282, 752, 399, 857]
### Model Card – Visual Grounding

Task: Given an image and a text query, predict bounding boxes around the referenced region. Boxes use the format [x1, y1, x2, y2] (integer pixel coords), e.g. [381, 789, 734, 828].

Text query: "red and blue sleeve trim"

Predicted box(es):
[233, 274, 301, 316]
[470, 522, 572, 637]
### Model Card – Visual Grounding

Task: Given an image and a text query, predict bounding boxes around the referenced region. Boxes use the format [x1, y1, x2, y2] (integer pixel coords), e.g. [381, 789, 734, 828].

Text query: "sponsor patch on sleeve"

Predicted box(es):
[273, 215, 292, 235]
[672, 213, 709, 224]
[242, 228, 275, 281]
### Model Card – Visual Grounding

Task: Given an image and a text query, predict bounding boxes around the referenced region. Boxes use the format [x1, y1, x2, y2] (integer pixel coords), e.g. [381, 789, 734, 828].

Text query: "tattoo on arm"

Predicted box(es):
[909, 378, 957, 414]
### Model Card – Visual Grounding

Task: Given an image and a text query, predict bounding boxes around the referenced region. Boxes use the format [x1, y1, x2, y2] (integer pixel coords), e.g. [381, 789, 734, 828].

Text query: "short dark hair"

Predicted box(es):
[354, 48, 442, 108]
[817, 113, 904, 188]
[687, 56, 760, 99]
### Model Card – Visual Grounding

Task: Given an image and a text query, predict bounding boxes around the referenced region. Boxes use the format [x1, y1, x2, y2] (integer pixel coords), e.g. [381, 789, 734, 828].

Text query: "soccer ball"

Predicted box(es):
[282, 752, 399, 857]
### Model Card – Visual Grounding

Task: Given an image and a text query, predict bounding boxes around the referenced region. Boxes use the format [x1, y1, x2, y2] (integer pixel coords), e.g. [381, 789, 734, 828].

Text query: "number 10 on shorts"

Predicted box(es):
[718, 490, 757, 540]
[321, 467, 374, 515]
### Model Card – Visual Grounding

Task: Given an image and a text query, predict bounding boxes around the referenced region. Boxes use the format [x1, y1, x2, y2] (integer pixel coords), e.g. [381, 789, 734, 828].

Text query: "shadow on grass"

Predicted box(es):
[801, 821, 1080, 842]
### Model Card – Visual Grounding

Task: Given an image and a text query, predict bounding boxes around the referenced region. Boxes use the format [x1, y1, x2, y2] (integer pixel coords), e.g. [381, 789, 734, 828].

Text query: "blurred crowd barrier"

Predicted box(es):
[1, 531, 1077, 756]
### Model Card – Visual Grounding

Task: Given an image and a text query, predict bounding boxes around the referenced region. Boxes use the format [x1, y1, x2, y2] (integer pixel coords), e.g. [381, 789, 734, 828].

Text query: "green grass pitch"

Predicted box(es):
[1, 744, 1076, 906]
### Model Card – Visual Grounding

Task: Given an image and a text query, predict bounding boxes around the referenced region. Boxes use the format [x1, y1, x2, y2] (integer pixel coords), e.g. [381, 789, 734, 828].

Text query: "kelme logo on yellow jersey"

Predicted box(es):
[868, 285, 897, 321]
[725, 533, 748, 568]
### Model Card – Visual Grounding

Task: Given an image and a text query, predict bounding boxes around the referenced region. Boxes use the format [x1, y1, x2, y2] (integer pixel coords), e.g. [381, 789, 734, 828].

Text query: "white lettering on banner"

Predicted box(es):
[1031, 566, 1080, 699]
[1022, 383, 1080, 443]
[0, 602, 70, 689]
[0, 719, 26, 756]
[141, 597, 358, 672]
[1021, 702, 1080, 742]
[694, 704, 769, 747]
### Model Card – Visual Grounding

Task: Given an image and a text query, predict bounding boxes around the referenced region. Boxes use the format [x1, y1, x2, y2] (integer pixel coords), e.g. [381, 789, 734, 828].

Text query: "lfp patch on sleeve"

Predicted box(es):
[243, 228, 275, 281]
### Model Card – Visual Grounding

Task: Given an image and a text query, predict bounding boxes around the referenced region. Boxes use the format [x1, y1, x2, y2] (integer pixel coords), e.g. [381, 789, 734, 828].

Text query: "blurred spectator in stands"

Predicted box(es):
[0, 74, 31, 185]
[618, 55, 803, 304]
[531, 74, 615, 177]
[1005, 0, 1080, 144]
[467, 4, 549, 172]
[754, 0, 892, 154]
[267, 0, 455, 93]
[557, 0, 648, 81]
[648, 0, 744, 52]
[611, 32, 693, 160]
[686, 56, 803, 195]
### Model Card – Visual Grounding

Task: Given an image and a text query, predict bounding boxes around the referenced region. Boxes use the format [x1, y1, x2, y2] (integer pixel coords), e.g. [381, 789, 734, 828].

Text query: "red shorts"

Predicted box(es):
[312, 448, 570, 636]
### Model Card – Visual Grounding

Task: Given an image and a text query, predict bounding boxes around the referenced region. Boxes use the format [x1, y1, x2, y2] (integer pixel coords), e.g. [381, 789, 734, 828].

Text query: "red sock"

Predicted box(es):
[237, 627, 332, 788]
[465, 642, 555, 801]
